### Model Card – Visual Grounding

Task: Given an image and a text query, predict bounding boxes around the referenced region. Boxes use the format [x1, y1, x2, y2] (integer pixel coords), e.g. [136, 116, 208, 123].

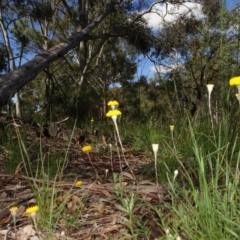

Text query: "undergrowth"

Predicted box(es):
[1, 104, 240, 239]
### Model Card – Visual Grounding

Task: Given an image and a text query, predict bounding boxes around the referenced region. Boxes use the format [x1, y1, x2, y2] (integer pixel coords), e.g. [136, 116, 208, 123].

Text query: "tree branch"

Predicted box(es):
[0, 1, 114, 106]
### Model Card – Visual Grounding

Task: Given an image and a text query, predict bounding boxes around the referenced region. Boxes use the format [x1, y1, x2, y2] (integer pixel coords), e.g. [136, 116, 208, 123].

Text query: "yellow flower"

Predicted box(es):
[107, 100, 119, 106]
[170, 125, 175, 131]
[10, 206, 18, 217]
[10, 206, 18, 232]
[82, 145, 92, 153]
[229, 76, 240, 86]
[10, 206, 18, 213]
[91, 117, 94, 122]
[25, 205, 39, 215]
[106, 109, 122, 117]
[75, 180, 83, 186]
[25, 205, 39, 230]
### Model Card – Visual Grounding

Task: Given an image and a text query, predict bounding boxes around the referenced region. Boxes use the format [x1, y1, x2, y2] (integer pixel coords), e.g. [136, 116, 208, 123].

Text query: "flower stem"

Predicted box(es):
[113, 120, 136, 181]
[208, 95, 216, 142]
[32, 216, 38, 231]
[87, 152, 98, 179]
[154, 152, 159, 186]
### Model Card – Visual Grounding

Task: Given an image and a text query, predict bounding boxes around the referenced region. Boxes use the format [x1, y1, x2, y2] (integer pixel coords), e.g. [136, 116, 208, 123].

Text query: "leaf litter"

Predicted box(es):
[0, 122, 171, 240]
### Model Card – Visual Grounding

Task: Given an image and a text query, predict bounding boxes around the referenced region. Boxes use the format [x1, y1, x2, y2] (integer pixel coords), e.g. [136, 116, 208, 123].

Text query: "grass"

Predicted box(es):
[119, 114, 240, 239]
[1, 106, 240, 239]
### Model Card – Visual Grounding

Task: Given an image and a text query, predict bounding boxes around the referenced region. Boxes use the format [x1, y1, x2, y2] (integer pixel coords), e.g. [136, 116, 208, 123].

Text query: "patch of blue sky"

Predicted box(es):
[136, 0, 240, 80]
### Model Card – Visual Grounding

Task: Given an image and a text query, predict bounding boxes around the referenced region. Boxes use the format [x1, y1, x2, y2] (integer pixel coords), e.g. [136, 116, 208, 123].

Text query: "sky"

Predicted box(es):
[136, 0, 240, 80]
[227, 0, 240, 9]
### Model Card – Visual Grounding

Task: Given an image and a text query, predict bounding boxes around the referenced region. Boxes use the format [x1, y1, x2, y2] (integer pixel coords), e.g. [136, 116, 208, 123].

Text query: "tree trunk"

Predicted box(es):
[0, 8, 21, 117]
[43, 17, 52, 120]
[45, 76, 51, 119]
[0, 2, 113, 107]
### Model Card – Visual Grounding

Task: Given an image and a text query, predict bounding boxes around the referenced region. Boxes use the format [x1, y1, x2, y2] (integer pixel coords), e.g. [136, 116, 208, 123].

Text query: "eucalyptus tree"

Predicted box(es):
[14, 0, 94, 119]
[54, 0, 153, 118]
[0, 0, 30, 116]
[86, 38, 137, 118]
[0, 0, 193, 113]
[152, 0, 235, 119]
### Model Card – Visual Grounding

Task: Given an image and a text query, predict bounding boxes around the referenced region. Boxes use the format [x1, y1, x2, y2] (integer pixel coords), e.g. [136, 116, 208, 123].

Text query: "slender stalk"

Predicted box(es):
[207, 84, 216, 142]
[154, 151, 158, 186]
[87, 152, 98, 179]
[113, 119, 136, 181]
[113, 129, 122, 173]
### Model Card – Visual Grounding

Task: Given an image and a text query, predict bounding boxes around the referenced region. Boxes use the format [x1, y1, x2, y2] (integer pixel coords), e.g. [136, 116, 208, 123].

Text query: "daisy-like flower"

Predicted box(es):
[229, 76, 240, 93]
[82, 145, 92, 153]
[229, 76, 240, 86]
[9, 206, 18, 217]
[75, 180, 83, 186]
[169, 125, 174, 131]
[106, 109, 122, 118]
[106, 104, 135, 180]
[107, 100, 119, 110]
[25, 205, 39, 217]
[10, 206, 18, 231]
[82, 145, 97, 177]
[25, 205, 39, 230]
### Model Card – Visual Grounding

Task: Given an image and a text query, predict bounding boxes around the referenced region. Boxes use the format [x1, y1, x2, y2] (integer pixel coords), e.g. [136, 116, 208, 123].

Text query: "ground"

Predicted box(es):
[0, 118, 171, 240]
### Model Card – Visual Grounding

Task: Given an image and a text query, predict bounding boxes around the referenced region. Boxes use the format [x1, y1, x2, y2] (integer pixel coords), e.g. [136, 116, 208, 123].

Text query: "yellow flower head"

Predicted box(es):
[170, 125, 175, 131]
[75, 180, 83, 186]
[10, 206, 18, 213]
[91, 117, 94, 122]
[229, 76, 240, 86]
[106, 109, 122, 117]
[107, 100, 119, 106]
[10, 206, 18, 218]
[82, 145, 92, 153]
[25, 205, 39, 215]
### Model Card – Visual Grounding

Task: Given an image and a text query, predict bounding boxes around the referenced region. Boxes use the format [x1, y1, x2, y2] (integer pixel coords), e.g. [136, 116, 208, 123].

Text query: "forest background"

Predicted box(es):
[0, 0, 239, 126]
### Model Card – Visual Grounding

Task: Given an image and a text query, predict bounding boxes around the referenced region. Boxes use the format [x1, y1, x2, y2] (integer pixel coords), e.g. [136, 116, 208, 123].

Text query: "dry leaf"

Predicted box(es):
[92, 202, 105, 214]
[0, 208, 11, 226]
[67, 195, 81, 214]
[17, 205, 26, 217]
[56, 191, 69, 204]
[14, 162, 23, 174]
[99, 189, 112, 198]
[27, 198, 37, 205]
[0, 191, 7, 199]
[22, 224, 36, 236]
[30, 236, 41, 240]
[0, 229, 9, 235]
[121, 171, 135, 180]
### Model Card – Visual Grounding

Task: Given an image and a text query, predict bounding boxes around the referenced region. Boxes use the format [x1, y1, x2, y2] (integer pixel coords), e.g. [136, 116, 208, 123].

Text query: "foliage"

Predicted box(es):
[2, 2, 240, 238]
[1, 1, 239, 124]
[0, 43, 7, 73]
